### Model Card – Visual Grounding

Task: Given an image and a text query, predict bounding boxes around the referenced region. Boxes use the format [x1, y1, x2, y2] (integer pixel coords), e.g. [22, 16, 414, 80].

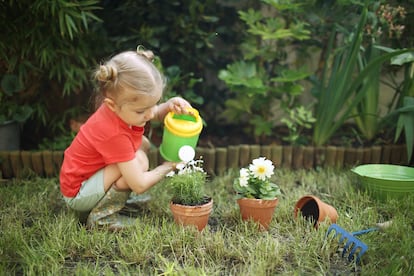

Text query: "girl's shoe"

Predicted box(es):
[86, 186, 136, 231]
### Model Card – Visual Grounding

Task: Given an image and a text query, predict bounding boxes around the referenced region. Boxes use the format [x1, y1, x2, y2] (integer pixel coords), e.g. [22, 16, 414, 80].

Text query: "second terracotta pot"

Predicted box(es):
[169, 199, 213, 231]
[237, 197, 279, 230]
[294, 195, 338, 227]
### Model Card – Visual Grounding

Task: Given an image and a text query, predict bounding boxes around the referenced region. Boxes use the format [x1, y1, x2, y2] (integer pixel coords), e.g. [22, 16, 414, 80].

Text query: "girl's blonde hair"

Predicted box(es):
[94, 46, 165, 107]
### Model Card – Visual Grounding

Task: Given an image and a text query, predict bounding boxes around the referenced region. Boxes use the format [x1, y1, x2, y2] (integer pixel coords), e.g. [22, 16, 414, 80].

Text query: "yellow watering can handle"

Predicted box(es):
[171, 107, 200, 122]
[164, 107, 203, 137]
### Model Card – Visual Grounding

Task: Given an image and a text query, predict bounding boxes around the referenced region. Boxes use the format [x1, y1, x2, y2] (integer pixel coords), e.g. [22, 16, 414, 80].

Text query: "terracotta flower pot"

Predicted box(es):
[294, 195, 338, 227]
[169, 198, 213, 231]
[237, 197, 279, 230]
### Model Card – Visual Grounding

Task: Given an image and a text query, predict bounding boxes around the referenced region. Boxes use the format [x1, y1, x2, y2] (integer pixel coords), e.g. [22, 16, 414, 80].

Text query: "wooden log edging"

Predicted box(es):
[0, 144, 411, 179]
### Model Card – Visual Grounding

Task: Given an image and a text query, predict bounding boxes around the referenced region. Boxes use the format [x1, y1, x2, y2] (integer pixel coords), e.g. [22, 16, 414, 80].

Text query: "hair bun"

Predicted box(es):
[136, 45, 155, 62]
[97, 64, 117, 82]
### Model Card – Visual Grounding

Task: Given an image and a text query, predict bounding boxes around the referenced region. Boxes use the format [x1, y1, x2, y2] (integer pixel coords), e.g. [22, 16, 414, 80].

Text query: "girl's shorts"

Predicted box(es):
[63, 169, 105, 212]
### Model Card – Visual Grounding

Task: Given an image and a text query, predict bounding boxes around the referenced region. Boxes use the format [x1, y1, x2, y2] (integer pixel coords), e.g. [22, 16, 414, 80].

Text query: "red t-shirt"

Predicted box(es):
[60, 104, 144, 197]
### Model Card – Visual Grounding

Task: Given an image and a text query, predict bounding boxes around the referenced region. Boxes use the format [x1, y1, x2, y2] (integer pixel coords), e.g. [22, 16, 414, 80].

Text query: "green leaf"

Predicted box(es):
[390, 52, 414, 66]
[218, 62, 266, 91]
[271, 67, 310, 82]
[1, 74, 23, 96]
[13, 106, 33, 123]
[395, 96, 414, 162]
[65, 14, 77, 39]
[262, 0, 303, 11]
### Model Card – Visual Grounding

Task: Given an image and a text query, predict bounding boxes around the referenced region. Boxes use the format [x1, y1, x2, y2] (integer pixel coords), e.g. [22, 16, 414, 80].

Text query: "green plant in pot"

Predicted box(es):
[165, 158, 212, 231]
[0, 74, 33, 150]
[233, 157, 281, 230]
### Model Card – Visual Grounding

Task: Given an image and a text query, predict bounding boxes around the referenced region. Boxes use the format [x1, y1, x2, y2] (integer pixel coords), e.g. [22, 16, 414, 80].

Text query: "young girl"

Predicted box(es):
[60, 47, 192, 231]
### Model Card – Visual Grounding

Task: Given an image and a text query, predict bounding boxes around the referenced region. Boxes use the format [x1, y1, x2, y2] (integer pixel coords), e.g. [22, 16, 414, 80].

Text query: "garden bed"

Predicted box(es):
[1, 168, 413, 274]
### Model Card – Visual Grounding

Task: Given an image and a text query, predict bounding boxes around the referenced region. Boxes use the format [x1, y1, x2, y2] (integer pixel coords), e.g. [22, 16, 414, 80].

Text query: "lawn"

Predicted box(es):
[1, 168, 413, 275]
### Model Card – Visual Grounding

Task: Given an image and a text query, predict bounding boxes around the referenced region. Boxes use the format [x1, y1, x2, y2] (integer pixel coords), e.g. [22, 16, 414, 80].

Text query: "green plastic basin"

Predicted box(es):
[351, 164, 414, 200]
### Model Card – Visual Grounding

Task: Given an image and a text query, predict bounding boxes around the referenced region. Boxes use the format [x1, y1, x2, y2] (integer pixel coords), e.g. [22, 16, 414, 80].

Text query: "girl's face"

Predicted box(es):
[107, 89, 162, 127]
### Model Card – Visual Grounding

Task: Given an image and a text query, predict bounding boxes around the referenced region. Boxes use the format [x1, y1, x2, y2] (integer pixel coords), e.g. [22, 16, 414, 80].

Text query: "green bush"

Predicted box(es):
[1, 0, 245, 148]
[0, 0, 102, 124]
[218, 0, 311, 142]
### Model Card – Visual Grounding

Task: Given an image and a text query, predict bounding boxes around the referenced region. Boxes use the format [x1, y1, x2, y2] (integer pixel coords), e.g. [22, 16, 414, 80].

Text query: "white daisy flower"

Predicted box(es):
[166, 171, 175, 177]
[178, 167, 190, 175]
[176, 163, 186, 171]
[249, 157, 274, 181]
[239, 168, 249, 187]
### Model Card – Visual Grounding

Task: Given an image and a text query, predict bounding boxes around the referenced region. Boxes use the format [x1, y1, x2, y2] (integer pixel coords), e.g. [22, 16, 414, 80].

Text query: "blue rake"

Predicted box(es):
[326, 224, 380, 263]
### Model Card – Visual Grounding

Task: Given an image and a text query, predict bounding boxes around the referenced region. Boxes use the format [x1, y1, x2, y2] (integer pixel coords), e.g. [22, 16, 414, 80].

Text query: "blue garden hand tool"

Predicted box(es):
[326, 221, 391, 263]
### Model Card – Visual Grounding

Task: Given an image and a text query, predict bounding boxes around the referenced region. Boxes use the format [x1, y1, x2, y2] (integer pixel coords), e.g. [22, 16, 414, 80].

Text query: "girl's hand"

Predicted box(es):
[159, 161, 185, 176]
[154, 96, 193, 122]
[167, 97, 192, 115]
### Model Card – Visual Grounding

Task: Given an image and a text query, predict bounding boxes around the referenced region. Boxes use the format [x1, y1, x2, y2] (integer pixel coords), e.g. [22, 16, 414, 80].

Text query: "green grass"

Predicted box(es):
[1, 168, 413, 275]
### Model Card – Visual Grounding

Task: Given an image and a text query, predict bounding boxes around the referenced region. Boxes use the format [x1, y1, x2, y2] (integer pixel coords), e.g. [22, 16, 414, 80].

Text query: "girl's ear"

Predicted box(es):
[104, 98, 116, 112]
